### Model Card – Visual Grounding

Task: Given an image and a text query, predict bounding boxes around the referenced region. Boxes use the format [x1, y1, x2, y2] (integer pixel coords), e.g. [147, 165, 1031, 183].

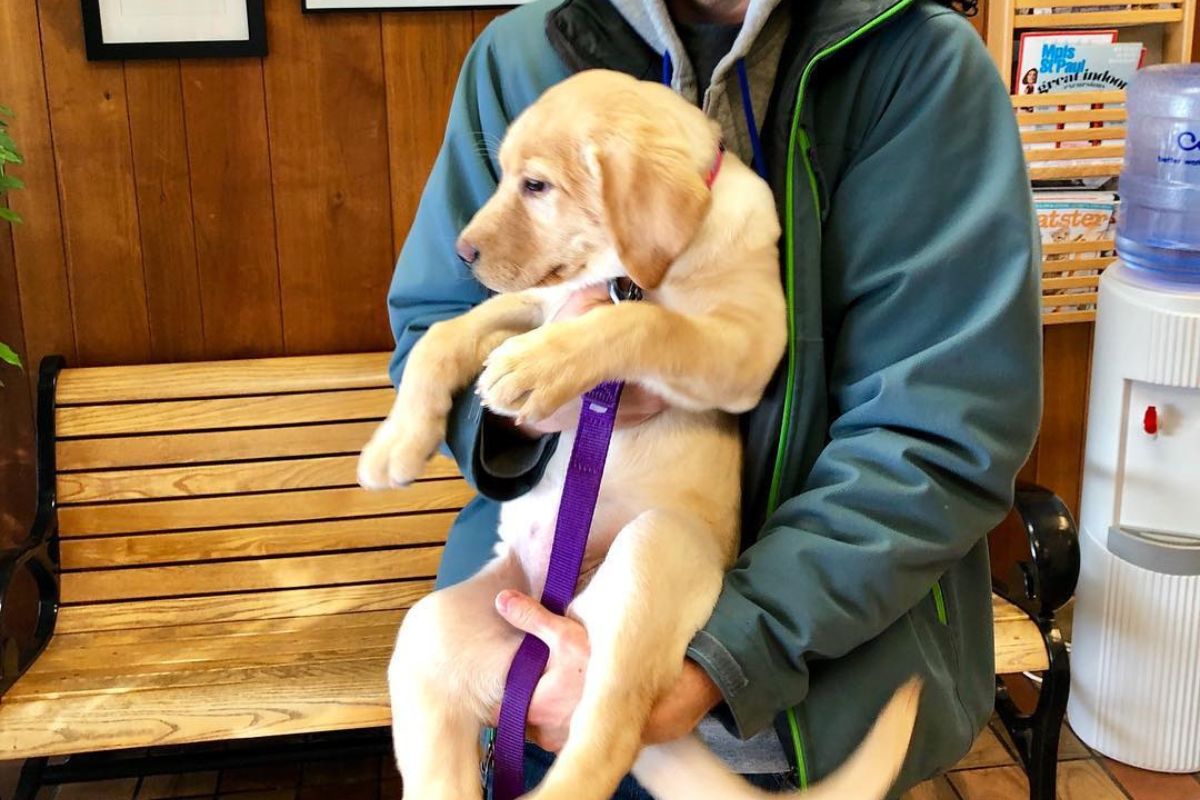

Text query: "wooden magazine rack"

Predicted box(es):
[986, 0, 1197, 324]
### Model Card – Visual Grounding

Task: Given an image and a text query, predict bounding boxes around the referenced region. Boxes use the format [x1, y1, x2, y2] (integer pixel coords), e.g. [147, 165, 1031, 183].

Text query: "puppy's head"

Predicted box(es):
[457, 70, 720, 294]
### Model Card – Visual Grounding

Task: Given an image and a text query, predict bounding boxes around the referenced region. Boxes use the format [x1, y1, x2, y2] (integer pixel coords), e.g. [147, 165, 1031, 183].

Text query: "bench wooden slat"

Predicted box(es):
[993, 595, 1050, 674]
[57, 387, 394, 437]
[60, 548, 443, 604]
[55, 353, 392, 404]
[35, 614, 404, 669]
[57, 421, 383, 471]
[58, 481, 474, 536]
[58, 454, 458, 504]
[992, 595, 1034, 624]
[0, 658, 393, 759]
[45, 609, 406, 650]
[16, 610, 405, 700]
[59, 513, 455, 569]
[54, 581, 433, 634]
[9, 650, 394, 703]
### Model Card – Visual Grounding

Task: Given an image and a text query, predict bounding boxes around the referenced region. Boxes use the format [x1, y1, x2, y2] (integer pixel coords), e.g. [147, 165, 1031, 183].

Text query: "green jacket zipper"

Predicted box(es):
[773, 0, 917, 787]
[931, 579, 949, 625]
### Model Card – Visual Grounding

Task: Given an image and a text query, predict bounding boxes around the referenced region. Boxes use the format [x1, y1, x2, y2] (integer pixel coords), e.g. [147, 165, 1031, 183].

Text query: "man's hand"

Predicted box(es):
[494, 590, 590, 752]
[494, 590, 723, 752]
[504, 284, 666, 437]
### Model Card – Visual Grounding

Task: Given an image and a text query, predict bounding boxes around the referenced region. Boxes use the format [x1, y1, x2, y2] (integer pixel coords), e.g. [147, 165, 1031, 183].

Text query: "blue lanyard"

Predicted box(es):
[663, 50, 768, 181]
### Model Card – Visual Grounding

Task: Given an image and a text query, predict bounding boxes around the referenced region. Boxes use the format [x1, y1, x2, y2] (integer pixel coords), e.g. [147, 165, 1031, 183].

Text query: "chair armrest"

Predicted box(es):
[989, 483, 1081, 626]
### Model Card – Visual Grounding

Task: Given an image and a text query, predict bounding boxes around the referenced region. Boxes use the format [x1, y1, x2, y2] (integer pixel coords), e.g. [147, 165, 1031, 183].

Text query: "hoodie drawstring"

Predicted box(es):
[662, 50, 768, 181]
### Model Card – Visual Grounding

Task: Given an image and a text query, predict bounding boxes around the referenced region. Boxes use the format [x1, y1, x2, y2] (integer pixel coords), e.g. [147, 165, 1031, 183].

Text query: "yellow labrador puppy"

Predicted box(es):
[358, 69, 919, 800]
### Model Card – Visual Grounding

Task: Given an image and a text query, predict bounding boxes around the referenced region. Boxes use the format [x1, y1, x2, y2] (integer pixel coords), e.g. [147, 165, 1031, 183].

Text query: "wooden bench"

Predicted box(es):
[0, 352, 1077, 800]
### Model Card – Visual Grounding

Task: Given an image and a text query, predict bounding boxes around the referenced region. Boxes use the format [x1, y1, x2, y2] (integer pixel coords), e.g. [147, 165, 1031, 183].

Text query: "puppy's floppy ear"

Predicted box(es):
[586, 138, 711, 290]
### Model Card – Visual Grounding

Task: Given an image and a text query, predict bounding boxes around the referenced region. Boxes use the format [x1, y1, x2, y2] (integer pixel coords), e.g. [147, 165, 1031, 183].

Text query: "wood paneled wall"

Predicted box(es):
[0, 1, 499, 543]
[1, 0, 1193, 544]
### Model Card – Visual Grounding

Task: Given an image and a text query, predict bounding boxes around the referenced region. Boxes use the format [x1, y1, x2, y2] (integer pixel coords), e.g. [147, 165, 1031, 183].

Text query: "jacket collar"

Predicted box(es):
[546, 0, 661, 81]
[546, 0, 912, 90]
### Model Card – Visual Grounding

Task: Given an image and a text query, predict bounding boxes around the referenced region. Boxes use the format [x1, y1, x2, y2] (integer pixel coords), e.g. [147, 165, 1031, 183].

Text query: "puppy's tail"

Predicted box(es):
[633, 677, 922, 800]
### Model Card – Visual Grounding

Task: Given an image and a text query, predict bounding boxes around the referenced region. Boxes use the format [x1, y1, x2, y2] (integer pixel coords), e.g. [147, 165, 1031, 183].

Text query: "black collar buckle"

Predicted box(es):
[607, 277, 644, 304]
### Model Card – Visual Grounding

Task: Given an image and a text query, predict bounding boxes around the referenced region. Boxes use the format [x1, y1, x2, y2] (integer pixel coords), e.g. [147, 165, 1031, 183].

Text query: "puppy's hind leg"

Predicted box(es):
[389, 548, 529, 800]
[631, 679, 923, 800]
[522, 509, 727, 800]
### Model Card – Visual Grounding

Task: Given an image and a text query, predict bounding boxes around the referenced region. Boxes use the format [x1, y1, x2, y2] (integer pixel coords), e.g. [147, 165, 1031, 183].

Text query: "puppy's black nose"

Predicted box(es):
[456, 239, 480, 266]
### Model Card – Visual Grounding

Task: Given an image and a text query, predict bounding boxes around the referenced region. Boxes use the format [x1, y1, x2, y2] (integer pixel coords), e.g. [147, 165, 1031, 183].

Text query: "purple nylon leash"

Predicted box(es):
[491, 380, 625, 800]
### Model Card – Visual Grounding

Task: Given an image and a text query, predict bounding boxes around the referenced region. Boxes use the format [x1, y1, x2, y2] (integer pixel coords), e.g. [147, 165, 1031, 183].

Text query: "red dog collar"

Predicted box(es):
[705, 141, 726, 189]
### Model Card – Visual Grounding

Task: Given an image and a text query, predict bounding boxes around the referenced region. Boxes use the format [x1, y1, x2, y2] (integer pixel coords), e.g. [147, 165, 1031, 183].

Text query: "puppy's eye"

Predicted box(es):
[522, 178, 550, 196]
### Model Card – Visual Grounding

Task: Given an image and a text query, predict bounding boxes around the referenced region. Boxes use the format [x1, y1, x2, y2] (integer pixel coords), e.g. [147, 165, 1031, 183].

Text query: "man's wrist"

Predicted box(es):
[684, 657, 724, 713]
[643, 658, 723, 744]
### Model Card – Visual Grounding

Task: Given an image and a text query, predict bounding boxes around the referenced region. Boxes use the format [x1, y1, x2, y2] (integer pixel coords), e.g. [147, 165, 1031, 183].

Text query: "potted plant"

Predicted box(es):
[0, 105, 23, 380]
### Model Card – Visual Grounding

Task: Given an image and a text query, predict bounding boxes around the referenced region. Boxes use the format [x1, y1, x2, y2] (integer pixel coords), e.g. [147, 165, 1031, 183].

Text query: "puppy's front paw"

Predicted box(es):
[357, 417, 442, 489]
[477, 330, 598, 424]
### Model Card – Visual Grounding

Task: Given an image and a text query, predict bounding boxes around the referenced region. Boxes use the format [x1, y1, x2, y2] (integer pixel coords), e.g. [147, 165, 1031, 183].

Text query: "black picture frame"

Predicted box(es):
[80, 0, 268, 61]
[301, 0, 515, 11]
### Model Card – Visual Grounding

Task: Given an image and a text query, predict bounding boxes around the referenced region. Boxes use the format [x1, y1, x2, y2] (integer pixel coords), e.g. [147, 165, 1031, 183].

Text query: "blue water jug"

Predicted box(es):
[1116, 64, 1200, 284]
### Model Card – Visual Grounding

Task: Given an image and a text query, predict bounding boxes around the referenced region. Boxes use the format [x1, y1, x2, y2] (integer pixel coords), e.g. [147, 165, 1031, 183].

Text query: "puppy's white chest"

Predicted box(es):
[497, 433, 638, 597]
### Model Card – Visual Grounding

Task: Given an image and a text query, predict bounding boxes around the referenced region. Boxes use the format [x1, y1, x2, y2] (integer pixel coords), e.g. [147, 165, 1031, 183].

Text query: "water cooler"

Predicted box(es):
[1069, 65, 1200, 772]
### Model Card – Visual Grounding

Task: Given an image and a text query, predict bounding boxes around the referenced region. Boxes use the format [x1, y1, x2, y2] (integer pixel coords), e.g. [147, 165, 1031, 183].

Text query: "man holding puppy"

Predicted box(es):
[386, 0, 1040, 794]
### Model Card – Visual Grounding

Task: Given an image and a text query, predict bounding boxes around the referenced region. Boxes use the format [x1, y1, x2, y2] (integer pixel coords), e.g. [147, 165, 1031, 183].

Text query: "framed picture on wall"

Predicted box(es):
[81, 0, 268, 61]
[303, 0, 517, 9]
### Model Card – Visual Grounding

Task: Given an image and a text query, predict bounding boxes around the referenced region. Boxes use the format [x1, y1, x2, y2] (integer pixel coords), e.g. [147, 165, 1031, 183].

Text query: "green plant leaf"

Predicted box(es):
[0, 132, 22, 164]
[0, 206, 21, 224]
[0, 105, 11, 118]
[0, 342, 22, 369]
[0, 174, 24, 191]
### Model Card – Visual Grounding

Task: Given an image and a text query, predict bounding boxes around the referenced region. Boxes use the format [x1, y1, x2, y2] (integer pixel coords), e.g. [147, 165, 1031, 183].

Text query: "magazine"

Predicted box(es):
[1015, 33, 1143, 171]
[1014, 31, 1118, 97]
[1034, 190, 1117, 310]
[1017, 40, 1144, 95]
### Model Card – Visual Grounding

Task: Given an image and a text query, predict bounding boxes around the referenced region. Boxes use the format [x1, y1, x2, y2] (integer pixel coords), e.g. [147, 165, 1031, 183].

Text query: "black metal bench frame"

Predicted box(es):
[992, 484, 1081, 800]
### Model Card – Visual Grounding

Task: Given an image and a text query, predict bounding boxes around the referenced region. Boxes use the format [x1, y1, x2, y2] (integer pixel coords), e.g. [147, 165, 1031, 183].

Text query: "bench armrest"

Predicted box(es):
[989, 482, 1081, 627]
[0, 356, 67, 696]
[0, 527, 59, 696]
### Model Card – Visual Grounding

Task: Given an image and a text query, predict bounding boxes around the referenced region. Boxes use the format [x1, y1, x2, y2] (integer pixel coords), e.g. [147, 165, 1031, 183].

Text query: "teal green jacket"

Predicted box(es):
[387, 0, 1041, 790]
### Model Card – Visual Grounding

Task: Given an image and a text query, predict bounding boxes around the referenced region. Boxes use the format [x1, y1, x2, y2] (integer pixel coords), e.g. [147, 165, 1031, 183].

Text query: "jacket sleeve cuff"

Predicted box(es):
[444, 388, 559, 501]
[686, 585, 811, 740]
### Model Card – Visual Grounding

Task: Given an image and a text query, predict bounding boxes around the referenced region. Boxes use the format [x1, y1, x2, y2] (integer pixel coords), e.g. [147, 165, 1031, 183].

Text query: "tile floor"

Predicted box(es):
[907, 718, 1200, 800]
[1, 720, 1197, 800]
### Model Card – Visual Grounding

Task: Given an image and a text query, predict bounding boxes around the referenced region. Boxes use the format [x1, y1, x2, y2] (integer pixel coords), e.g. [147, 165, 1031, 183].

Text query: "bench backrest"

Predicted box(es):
[48, 353, 469, 632]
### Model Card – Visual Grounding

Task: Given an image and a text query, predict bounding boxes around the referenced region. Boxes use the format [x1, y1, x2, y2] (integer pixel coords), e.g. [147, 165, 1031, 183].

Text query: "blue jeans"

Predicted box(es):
[489, 743, 798, 798]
